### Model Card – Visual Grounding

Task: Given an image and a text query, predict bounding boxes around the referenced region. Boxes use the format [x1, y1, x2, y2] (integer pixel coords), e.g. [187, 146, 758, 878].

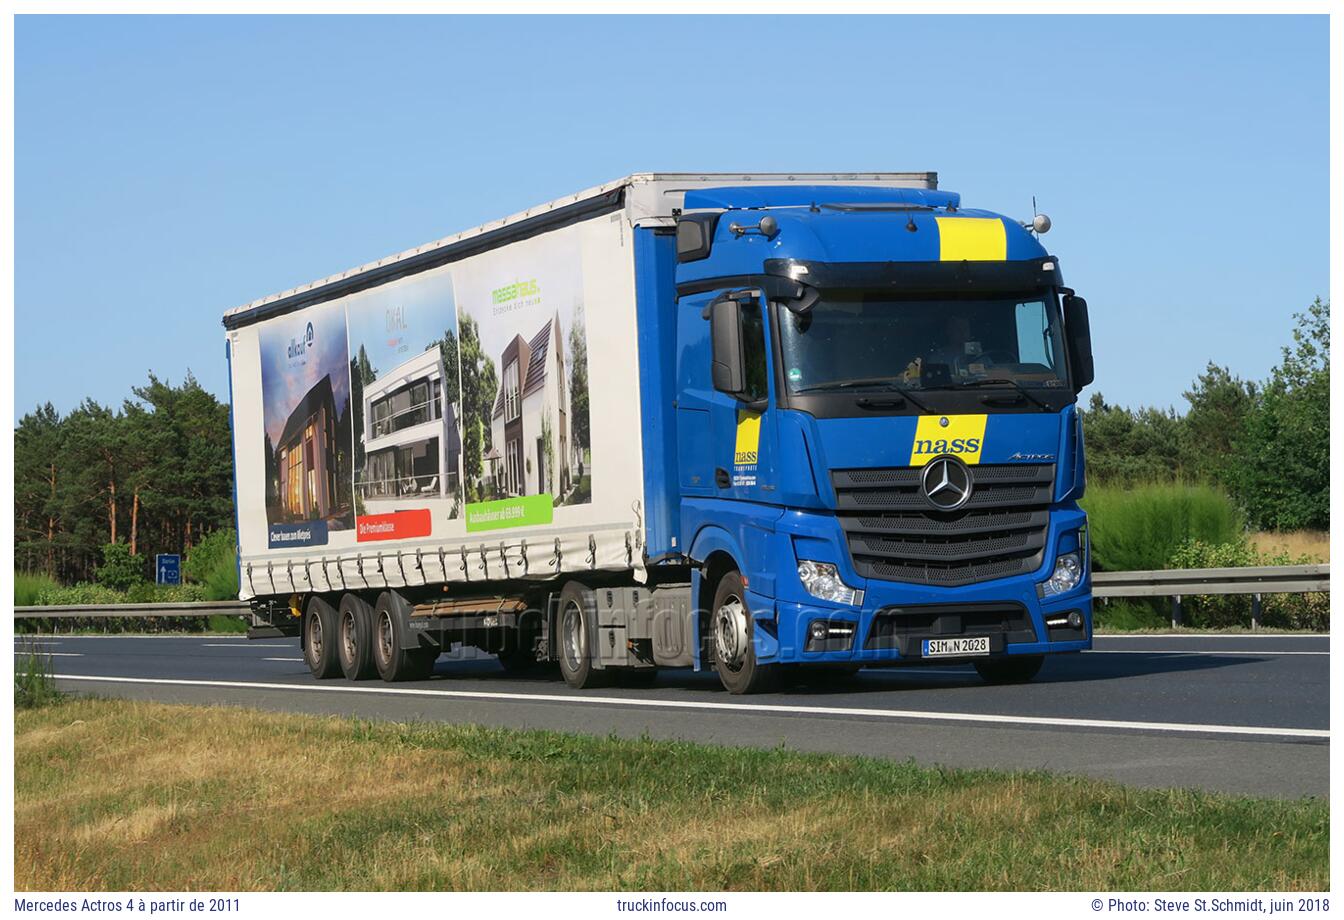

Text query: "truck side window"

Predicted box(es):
[740, 302, 768, 402]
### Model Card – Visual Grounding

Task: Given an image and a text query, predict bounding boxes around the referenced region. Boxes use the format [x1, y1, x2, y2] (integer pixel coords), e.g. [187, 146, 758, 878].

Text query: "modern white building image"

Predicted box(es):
[489, 312, 572, 499]
[357, 345, 462, 509]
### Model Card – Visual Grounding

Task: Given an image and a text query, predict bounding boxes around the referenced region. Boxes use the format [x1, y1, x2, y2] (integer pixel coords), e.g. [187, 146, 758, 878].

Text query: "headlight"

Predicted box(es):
[1039, 551, 1083, 598]
[797, 560, 864, 606]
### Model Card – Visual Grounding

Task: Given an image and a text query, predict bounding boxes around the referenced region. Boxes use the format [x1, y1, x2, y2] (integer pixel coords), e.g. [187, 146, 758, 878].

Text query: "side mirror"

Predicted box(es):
[1063, 294, 1095, 391]
[708, 296, 746, 395]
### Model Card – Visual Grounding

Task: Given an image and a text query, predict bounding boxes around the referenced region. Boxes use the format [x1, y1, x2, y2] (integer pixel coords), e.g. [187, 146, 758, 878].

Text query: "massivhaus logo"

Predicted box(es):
[286, 321, 315, 361]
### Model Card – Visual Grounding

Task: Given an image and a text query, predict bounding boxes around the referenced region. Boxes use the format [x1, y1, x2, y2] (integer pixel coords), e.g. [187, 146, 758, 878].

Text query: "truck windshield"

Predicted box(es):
[778, 291, 1069, 395]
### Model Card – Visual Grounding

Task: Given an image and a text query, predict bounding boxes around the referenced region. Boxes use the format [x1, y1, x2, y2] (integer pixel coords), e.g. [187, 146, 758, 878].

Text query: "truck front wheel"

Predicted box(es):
[974, 655, 1044, 684]
[711, 571, 778, 695]
[303, 595, 341, 680]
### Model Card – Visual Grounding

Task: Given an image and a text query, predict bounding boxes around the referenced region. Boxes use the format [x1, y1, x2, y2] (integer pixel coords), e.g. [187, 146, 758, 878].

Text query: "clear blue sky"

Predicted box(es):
[14, 14, 1329, 420]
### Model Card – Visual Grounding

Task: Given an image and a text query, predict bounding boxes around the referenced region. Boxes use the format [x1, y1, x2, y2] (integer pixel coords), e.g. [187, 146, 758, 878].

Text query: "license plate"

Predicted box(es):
[922, 636, 990, 658]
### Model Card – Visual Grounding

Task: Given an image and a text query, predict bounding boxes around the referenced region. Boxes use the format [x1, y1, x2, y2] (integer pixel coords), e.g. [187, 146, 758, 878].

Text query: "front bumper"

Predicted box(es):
[749, 507, 1092, 665]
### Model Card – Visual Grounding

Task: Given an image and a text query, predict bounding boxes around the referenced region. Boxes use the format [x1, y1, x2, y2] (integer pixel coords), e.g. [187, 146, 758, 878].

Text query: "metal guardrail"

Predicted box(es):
[13, 565, 1329, 630]
[14, 601, 250, 619]
[1092, 564, 1329, 628]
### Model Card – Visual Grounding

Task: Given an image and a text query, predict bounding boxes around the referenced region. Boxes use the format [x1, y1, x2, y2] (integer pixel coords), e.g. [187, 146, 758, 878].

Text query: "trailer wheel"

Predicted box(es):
[557, 581, 609, 689]
[711, 570, 778, 695]
[974, 655, 1044, 684]
[372, 591, 436, 682]
[302, 595, 341, 680]
[337, 593, 377, 681]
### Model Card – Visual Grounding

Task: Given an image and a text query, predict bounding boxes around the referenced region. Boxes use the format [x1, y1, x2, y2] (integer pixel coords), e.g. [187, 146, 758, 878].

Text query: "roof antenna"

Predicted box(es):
[1024, 195, 1052, 236]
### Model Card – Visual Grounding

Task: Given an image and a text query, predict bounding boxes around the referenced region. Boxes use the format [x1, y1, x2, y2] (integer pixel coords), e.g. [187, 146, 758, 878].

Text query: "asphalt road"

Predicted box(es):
[20, 632, 1329, 799]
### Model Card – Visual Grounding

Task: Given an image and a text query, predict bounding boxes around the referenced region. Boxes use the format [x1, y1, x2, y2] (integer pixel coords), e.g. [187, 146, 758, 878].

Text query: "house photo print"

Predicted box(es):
[345, 264, 465, 522]
[258, 299, 355, 547]
[455, 233, 593, 531]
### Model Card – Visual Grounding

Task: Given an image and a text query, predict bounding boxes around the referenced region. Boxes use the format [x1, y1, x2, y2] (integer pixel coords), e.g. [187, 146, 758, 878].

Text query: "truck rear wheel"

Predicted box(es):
[372, 591, 436, 682]
[557, 581, 609, 689]
[974, 655, 1044, 684]
[711, 570, 778, 695]
[337, 593, 376, 681]
[303, 595, 341, 680]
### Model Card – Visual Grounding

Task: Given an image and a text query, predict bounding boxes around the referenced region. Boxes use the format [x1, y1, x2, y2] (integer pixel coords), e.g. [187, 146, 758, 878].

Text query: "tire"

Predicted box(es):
[556, 581, 609, 689]
[974, 655, 1044, 685]
[372, 591, 436, 682]
[711, 570, 778, 695]
[303, 595, 341, 680]
[337, 593, 376, 681]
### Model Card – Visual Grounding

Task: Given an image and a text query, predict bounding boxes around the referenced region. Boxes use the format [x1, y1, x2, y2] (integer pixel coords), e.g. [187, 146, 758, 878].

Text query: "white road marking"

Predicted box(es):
[16, 651, 82, 657]
[263, 657, 305, 662]
[49, 674, 1328, 741]
[202, 644, 290, 648]
[1094, 634, 1329, 640]
[1085, 649, 1327, 657]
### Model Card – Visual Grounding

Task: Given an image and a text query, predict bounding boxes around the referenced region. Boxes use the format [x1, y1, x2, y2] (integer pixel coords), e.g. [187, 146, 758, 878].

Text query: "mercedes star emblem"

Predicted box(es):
[921, 455, 973, 510]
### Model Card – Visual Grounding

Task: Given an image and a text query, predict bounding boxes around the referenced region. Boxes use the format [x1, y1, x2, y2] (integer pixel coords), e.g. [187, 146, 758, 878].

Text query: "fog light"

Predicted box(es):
[1068, 611, 1084, 629]
[805, 618, 857, 652]
[1038, 551, 1082, 598]
[797, 560, 864, 606]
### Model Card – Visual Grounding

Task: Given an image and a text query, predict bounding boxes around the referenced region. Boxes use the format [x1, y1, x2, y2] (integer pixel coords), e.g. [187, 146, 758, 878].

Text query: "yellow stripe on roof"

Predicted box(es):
[935, 217, 1007, 261]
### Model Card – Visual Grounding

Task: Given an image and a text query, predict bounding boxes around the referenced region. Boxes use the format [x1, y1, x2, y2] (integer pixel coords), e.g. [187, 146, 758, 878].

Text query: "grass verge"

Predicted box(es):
[15, 698, 1327, 891]
[13, 646, 62, 709]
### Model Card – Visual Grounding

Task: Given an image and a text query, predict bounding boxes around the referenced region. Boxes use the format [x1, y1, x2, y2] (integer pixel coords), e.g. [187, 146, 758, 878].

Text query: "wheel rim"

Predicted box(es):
[307, 610, 324, 663]
[377, 611, 394, 667]
[714, 595, 750, 673]
[561, 601, 584, 672]
[340, 611, 357, 666]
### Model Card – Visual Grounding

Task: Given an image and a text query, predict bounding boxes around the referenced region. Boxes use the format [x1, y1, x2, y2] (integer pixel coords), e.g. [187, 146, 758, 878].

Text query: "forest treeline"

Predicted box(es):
[12, 299, 1327, 585]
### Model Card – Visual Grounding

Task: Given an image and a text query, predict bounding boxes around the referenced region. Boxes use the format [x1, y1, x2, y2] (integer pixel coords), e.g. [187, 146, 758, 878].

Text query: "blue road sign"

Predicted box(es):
[156, 554, 181, 585]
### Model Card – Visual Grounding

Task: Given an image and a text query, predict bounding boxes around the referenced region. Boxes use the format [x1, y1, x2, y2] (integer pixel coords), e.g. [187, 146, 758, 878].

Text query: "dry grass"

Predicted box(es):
[1249, 531, 1330, 563]
[15, 698, 1328, 892]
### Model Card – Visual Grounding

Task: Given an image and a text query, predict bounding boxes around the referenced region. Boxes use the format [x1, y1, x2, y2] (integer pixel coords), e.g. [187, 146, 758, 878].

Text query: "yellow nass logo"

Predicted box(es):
[734, 410, 761, 466]
[910, 414, 988, 466]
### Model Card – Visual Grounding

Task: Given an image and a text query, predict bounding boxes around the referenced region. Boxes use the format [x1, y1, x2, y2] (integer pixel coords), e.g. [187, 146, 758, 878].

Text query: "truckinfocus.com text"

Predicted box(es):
[615, 898, 729, 912]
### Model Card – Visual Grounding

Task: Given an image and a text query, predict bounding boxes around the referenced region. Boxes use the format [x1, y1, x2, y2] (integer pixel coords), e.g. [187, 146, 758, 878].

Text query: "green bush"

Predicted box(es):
[1167, 538, 1329, 631]
[1081, 483, 1242, 572]
[185, 528, 240, 601]
[15, 572, 59, 607]
[34, 582, 126, 606]
[94, 541, 146, 592]
[126, 582, 208, 604]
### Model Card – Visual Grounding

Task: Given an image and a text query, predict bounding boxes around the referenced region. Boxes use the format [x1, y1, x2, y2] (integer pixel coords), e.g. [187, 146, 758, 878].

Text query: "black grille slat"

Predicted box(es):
[850, 529, 1048, 564]
[832, 462, 1055, 588]
[840, 509, 1048, 536]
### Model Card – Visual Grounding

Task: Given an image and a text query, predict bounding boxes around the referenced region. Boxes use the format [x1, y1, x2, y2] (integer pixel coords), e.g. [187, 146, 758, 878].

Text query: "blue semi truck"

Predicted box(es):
[225, 173, 1093, 693]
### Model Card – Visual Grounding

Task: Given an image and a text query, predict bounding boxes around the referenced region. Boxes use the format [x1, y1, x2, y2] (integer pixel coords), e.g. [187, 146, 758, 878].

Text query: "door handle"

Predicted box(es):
[715, 468, 731, 489]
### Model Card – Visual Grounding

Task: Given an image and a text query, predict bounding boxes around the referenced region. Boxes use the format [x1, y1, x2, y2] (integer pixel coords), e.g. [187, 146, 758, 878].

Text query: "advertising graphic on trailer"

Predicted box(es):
[345, 264, 464, 542]
[454, 234, 593, 533]
[258, 301, 355, 547]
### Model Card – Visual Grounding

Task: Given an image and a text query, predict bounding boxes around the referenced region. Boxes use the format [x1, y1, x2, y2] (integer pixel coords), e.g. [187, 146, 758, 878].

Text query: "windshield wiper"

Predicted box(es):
[793, 376, 911, 393]
[947, 377, 1052, 411]
[794, 377, 933, 412]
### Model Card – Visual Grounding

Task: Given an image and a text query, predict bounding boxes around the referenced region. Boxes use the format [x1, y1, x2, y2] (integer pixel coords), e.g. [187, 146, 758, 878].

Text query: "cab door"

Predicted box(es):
[707, 292, 777, 503]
